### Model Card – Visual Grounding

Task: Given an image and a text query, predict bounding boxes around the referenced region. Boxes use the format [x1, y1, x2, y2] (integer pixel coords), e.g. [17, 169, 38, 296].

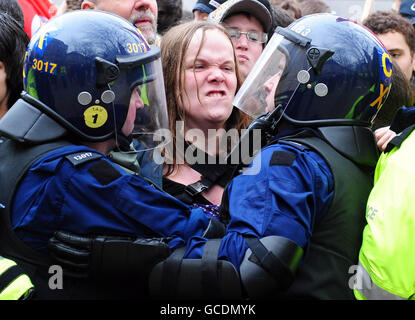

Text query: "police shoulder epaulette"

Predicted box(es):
[65, 151, 102, 166]
[278, 139, 308, 151]
[269, 150, 297, 166]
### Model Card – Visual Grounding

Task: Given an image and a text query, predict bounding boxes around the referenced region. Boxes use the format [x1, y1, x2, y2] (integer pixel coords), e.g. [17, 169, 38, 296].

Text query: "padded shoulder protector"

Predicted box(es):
[240, 235, 303, 298]
[0, 98, 67, 143]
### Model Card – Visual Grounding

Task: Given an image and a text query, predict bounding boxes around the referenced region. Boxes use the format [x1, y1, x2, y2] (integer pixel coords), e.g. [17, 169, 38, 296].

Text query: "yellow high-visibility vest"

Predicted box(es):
[355, 129, 415, 300]
[0, 256, 34, 300]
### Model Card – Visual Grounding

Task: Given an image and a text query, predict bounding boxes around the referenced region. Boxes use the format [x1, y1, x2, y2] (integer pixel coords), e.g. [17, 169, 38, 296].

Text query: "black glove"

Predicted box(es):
[48, 231, 171, 282]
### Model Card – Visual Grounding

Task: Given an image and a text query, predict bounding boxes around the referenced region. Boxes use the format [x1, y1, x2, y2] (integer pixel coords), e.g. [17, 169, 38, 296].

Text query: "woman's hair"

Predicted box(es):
[160, 20, 251, 174]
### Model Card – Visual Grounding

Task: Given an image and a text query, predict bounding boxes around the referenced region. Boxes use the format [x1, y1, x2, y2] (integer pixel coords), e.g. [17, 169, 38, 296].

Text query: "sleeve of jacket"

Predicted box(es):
[184, 142, 334, 270]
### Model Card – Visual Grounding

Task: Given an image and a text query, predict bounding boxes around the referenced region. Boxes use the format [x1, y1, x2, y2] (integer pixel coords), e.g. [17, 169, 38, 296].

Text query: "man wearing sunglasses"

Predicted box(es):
[209, 0, 274, 80]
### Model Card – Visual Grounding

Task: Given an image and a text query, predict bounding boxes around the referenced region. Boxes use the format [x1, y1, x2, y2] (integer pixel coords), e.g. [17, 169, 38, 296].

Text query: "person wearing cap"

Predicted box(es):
[208, 0, 274, 80]
[398, 0, 415, 24]
[193, 0, 228, 21]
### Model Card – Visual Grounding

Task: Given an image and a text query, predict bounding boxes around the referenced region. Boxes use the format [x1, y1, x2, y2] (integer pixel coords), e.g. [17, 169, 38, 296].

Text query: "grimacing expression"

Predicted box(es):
[180, 28, 238, 130]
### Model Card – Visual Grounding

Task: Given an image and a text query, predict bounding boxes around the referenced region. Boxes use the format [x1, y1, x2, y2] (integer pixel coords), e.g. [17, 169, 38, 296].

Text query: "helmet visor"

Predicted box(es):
[233, 34, 288, 118]
[118, 49, 170, 152]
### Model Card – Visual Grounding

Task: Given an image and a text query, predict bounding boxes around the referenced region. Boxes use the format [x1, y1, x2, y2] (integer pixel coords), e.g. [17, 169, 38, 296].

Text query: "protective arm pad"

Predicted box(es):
[240, 235, 303, 298]
[48, 231, 171, 281]
[91, 236, 171, 281]
[149, 239, 242, 299]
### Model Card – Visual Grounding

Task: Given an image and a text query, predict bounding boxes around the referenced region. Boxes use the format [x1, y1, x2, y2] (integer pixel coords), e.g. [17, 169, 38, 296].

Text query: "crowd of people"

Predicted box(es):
[0, 0, 413, 301]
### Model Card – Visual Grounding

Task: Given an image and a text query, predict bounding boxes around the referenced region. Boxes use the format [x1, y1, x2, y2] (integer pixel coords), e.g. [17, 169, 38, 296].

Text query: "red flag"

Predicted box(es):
[17, 0, 56, 38]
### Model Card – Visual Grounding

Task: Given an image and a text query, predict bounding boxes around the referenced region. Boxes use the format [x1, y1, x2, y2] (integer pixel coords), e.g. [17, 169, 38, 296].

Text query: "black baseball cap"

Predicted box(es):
[193, 0, 228, 14]
[208, 0, 274, 34]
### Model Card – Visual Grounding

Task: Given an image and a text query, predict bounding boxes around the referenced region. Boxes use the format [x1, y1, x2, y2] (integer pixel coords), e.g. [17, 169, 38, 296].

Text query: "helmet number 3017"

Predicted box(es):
[32, 58, 57, 74]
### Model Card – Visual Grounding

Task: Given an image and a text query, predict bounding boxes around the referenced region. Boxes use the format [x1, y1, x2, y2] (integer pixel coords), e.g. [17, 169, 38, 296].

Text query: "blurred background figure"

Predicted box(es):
[17, 0, 54, 38]
[54, 0, 66, 14]
[157, 0, 182, 34]
[270, 2, 294, 27]
[393, 0, 402, 11]
[192, 0, 227, 20]
[398, 0, 415, 24]
[270, 0, 302, 20]
[297, 0, 331, 16]
[49, 0, 83, 15]
[66, 0, 83, 12]
[0, 12, 29, 119]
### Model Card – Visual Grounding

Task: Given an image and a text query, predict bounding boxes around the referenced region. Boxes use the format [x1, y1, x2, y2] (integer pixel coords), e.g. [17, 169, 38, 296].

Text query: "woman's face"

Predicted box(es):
[180, 28, 237, 131]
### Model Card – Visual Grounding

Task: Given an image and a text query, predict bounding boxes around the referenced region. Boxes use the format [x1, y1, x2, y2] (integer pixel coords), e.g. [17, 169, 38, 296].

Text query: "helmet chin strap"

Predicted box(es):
[114, 129, 134, 152]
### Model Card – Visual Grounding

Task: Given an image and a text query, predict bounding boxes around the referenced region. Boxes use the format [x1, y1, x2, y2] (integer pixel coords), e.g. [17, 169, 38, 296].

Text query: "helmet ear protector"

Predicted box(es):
[95, 58, 120, 87]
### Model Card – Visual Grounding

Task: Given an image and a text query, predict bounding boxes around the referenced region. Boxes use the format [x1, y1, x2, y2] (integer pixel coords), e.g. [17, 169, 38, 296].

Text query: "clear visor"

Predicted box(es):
[233, 34, 288, 118]
[125, 57, 170, 152]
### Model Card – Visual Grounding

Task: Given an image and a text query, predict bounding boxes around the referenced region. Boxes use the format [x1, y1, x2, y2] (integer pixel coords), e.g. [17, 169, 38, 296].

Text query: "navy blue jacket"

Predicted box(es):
[11, 145, 209, 254]
[184, 132, 334, 270]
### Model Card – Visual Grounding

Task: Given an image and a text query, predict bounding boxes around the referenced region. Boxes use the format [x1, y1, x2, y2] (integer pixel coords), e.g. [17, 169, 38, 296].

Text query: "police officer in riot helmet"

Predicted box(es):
[44, 14, 392, 300]
[152, 14, 392, 300]
[0, 10, 219, 299]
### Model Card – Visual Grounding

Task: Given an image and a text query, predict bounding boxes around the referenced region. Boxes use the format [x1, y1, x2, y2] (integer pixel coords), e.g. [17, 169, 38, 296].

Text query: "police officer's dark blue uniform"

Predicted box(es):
[184, 127, 334, 264]
[43, 14, 393, 300]
[0, 11, 212, 299]
[150, 14, 393, 299]
[11, 144, 208, 254]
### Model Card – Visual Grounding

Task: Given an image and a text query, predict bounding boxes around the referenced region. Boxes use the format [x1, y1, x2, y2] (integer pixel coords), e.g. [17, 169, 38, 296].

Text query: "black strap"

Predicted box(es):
[385, 124, 415, 153]
[0, 264, 25, 293]
[184, 178, 210, 198]
[184, 142, 236, 199]
[244, 236, 294, 290]
[185, 163, 232, 196]
[244, 236, 279, 272]
[161, 246, 186, 298]
[201, 239, 222, 298]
